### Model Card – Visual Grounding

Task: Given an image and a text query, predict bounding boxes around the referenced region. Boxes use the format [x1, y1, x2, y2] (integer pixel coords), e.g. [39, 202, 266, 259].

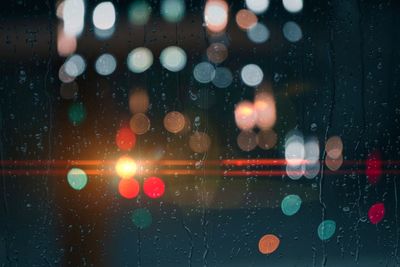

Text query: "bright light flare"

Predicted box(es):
[92, 2, 116, 30]
[115, 156, 137, 179]
[204, 0, 229, 33]
[234, 101, 257, 131]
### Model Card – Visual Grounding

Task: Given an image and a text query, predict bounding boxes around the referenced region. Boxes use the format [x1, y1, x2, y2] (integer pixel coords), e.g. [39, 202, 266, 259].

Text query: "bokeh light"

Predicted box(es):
[212, 67, 233, 88]
[204, 0, 229, 33]
[246, 0, 270, 14]
[241, 64, 263, 87]
[325, 154, 343, 171]
[64, 54, 86, 77]
[161, 0, 185, 23]
[60, 81, 78, 100]
[143, 176, 165, 199]
[368, 202, 385, 224]
[257, 129, 277, 150]
[189, 132, 211, 153]
[304, 162, 320, 179]
[128, 0, 151, 26]
[118, 178, 140, 199]
[160, 46, 187, 72]
[193, 62, 216, 84]
[286, 163, 305, 180]
[131, 208, 152, 229]
[115, 156, 137, 179]
[285, 132, 305, 166]
[234, 101, 257, 131]
[235, 9, 258, 31]
[254, 91, 276, 130]
[67, 168, 88, 190]
[325, 136, 343, 159]
[283, 21, 303, 43]
[92, 2, 116, 30]
[129, 89, 150, 114]
[115, 127, 136, 151]
[366, 150, 382, 185]
[130, 113, 151, 135]
[247, 23, 270, 44]
[281, 194, 302, 216]
[59, 64, 75, 83]
[57, 26, 77, 57]
[258, 234, 280, 254]
[127, 47, 153, 73]
[63, 0, 85, 37]
[164, 111, 185, 134]
[206, 42, 228, 64]
[95, 53, 117, 76]
[304, 137, 320, 164]
[317, 220, 336, 241]
[68, 102, 86, 125]
[237, 130, 258, 152]
[282, 0, 303, 13]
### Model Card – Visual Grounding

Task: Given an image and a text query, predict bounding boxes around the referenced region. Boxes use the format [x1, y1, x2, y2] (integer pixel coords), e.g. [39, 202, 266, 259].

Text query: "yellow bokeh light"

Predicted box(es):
[115, 156, 137, 179]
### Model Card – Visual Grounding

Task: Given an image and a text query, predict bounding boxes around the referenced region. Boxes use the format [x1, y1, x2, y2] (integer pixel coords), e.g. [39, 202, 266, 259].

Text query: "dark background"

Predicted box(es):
[1, 0, 400, 266]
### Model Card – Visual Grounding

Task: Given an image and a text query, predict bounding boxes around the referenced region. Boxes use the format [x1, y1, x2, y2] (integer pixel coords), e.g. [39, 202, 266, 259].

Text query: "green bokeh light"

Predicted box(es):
[161, 0, 185, 23]
[318, 220, 336, 241]
[67, 168, 88, 190]
[281, 194, 302, 216]
[131, 208, 152, 229]
[68, 102, 86, 126]
[128, 0, 152, 25]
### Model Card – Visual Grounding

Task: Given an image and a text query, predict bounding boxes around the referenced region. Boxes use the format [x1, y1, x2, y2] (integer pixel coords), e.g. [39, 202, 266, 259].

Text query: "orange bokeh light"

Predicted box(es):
[234, 101, 257, 131]
[254, 92, 276, 130]
[118, 178, 140, 199]
[204, 0, 229, 33]
[115, 156, 137, 179]
[258, 234, 280, 254]
[115, 127, 136, 151]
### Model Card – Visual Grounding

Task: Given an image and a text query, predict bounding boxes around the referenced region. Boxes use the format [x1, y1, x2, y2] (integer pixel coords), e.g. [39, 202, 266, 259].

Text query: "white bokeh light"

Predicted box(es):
[282, 0, 303, 13]
[95, 53, 117, 76]
[127, 47, 153, 73]
[63, 0, 85, 36]
[64, 54, 86, 77]
[160, 46, 187, 72]
[93, 2, 116, 30]
[245, 0, 270, 14]
[241, 64, 263, 87]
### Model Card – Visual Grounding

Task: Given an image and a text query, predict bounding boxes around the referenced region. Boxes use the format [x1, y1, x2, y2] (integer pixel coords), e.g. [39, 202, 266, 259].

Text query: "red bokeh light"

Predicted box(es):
[366, 150, 382, 185]
[118, 178, 140, 199]
[143, 177, 165, 199]
[368, 202, 385, 225]
[116, 127, 136, 151]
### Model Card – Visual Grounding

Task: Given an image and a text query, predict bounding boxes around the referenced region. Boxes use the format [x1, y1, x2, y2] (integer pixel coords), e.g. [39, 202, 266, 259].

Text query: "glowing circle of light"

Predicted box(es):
[57, 27, 77, 57]
[130, 113, 151, 135]
[237, 130, 258, 152]
[131, 208, 152, 229]
[282, 0, 303, 13]
[204, 0, 229, 33]
[304, 162, 320, 179]
[212, 67, 233, 88]
[129, 89, 150, 114]
[283, 21, 303, 43]
[247, 23, 270, 44]
[92, 2, 116, 30]
[368, 202, 385, 224]
[285, 139, 305, 166]
[64, 54, 86, 77]
[325, 136, 343, 159]
[241, 64, 263, 87]
[189, 132, 211, 153]
[143, 177, 165, 199]
[115, 127, 136, 151]
[325, 154, 343, 171]
[234, 101, 257, 131]
[95, 53, 117, 76]
[281, 194, 302, 216]
[246, 0, 270, 14]
[254, 91, 276, 130]
[258, 234, 280, 254]
[59, 64, 75, 83]
[304, 138, 320, 164]
[128, 0, 152, 26]
[164, 111, 186, 134]
[63, 0, 85, 37]
[193, 62, 216, 84]
[115, 156, 137, 179]
[207, 42, 228, 64]
[127, 47, 154, 73]
[118, 178, 140, 199]
[68, 102, 86, 125]
[318, 220, 336, 241]
[161, 0, 185, 23]
[286, 163, 305, 180]
[235, 9, 258, 30]
[160, 46, 187, 72]
[257, 129, 277, 150]
[67, 168, 88, 190]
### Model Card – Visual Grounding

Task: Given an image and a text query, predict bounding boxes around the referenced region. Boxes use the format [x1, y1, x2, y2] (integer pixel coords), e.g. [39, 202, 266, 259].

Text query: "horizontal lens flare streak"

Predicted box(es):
[0, 160, 399, 177]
